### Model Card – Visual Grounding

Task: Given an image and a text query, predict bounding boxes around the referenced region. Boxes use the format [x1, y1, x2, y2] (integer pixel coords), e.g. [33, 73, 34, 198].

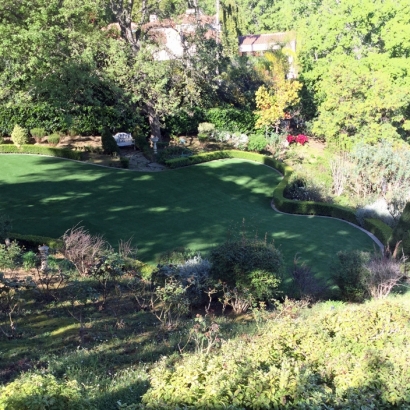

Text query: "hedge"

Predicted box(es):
[205, 107, 256, 133]
[364, 218, 393, 247]
[9, 232, 63, 250]
[389, 202, 410, 257]
[0, 145, 82, 160]
[166, 150, 391, 245]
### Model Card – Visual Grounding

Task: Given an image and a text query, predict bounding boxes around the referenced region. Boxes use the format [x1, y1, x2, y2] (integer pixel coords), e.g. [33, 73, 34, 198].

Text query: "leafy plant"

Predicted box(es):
[30, 127, 46, 142]
[197, 122, 215, 136]
[247, 133, 266, 152]
[47, 133, 61, 146]
[101, 127, 118, 155]
[11, 124, 28, 146]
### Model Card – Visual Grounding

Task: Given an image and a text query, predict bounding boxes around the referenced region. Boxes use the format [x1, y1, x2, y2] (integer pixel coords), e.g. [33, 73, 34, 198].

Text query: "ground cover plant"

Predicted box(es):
[0, 155, 377, 278]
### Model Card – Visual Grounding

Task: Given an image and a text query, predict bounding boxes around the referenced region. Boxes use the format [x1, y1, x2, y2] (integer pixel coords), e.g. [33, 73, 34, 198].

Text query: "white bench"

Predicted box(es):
[113, 132, 135, 147]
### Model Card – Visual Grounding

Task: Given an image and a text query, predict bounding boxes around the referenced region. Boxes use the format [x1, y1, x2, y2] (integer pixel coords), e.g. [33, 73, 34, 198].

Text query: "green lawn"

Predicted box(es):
[0, 154, 376, 277]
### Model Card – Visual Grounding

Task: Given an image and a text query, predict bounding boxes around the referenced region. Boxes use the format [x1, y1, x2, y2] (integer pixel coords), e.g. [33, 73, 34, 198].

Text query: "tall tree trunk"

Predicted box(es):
[146, 103, 162, 141]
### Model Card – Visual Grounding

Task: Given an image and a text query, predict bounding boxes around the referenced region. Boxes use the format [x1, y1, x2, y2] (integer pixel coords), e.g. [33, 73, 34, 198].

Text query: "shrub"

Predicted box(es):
[30, 127, 46, 141]
[164, 108, 205, 136]
[389, 202, 410, 258]
[0, 136, 4, 144]
[11, 124, 29, 146]
[156, 146, 192, 164]
[0, 214, 12, 242]
[0, 240, 23, 270]
[120, 157, 129, 168]
[0, 144, 82, 160]
[197, 133, 208, 143]
[356, 198, 397, 228]
[206, 107, 256, 133]
[101, 127, 118, 155]
[47, 133, 61, 146]
[0, 373, 96, 409]
[197, 122, 215, 136]
[332, 250, 370, 302]
[247, 133, 266, 152]
[210, 235, 283, 313]
[141, 300, 410, 409]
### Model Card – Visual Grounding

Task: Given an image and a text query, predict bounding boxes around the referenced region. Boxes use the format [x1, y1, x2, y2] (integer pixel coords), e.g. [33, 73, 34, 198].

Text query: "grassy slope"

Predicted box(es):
[0, 155, 376, 277]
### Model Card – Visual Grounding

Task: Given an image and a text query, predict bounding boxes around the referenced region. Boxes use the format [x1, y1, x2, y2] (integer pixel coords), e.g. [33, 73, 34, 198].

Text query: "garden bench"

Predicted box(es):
[113, 132, 135, 148]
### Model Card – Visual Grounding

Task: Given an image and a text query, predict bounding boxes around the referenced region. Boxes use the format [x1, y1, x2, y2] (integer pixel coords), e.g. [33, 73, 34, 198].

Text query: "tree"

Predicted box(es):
[254, 50, 302, 129]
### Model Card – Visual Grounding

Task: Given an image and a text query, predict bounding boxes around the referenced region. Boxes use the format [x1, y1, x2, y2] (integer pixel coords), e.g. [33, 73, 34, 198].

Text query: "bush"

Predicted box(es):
[0, 135, 4, 144]
[120, 157, 129, 168]
[141, 300, 410, 409]
[0, 144, 82, 160]
[156, 146, 192, 164]
[332, 250, 370, 302]
[206, 107, 256, 133]
[164, 108, 205, 136]
[197, 122, 215, 136]
[11, 124, 29, 146]
[9, 232, 62, 250]
[101, 127, 118, 155]
[210, 235, 283, 312]
[30, 127, 46, 141]
[0, 373, 96, 410]
[47, 133, 61, 146]
[389, 202, 410, 258]
[247, 133, 267, 152]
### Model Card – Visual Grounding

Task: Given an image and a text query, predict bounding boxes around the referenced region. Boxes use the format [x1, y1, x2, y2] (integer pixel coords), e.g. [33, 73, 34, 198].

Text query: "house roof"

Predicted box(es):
[238, 32, 289, 47]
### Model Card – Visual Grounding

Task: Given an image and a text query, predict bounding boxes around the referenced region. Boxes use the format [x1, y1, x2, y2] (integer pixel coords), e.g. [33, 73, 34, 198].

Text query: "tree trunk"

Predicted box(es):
[146, 103, 162, 141]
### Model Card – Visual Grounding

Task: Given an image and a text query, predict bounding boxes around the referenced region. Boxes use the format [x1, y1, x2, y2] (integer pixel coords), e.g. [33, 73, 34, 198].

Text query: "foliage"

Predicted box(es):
[47, 133, 60, 146]
[210, 233, 283, 313]
[156, 146, 192, 165]
[30, 127, 46, 140]
[10, 124, 29, 147]
[356, 198, 397, 228]
[0, 215, 12, 242]
[389, 202, 410, 258]
[61, 226, 107, 277]
[247, 133, 266, 152]
[8, 233, 62, 250]
[0, 241, 22, 271]
[141, 299, 410, 409]
[0, 373, 96, 409]
[101, 127, 118, 155]
[164, 108, 205, 136]
[197, 122, 215, 136]
[0, 144, 82, 160]
[206, 107, 256, 133]
[332, 250, 370, 302]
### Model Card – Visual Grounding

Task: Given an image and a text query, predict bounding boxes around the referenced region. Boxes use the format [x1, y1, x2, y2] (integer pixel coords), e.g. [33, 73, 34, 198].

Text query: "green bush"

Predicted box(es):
[247, 133, 267, 152]
[0, 136, 4, 144]
[210, 236, 283, 312]
[0, 145, 82, 160]
[332, 250, 370, 302]
[156, 146, 192, 165]
[164, 108, 205, 136]
[30, 127, 46, 140]
[206, 107, 256, 133]
[0, 240, 22, 270]
[389, 202, 410, 258]
[197, 133, 208, 143]
[141, 299, 410, 409]
[47, 133, 61, 145]
[364, 218, 393, 246]
[197, 122, 215, 136]
[8, 232, 62, 250]
[120, 157, 130, 168]
[101, 127, 118, 155]
[11, 124, 29, 146]
[0, 373, 96, 410]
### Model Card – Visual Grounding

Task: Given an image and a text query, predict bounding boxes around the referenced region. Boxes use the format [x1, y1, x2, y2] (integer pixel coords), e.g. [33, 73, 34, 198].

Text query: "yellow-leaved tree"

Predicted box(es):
[254, 49, 302, 129]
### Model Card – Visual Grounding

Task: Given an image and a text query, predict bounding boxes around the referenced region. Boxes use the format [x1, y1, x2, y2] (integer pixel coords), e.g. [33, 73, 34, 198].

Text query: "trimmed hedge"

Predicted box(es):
[0, 145, 82, 160]
[205, 107, 256, 133]
[364, 218, 393, 246]
[389, 202, 410, 257]
[9, 232, 63, 250]
[166, 150, 391, 245]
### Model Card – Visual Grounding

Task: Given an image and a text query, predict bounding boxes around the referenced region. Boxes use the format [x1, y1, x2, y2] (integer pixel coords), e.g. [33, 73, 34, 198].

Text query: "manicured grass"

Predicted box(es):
[0, 154, 376, 277]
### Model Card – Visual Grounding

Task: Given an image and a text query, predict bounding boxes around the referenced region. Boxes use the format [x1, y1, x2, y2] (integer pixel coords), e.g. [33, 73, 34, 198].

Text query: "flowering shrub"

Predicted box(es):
[287, 134, 309, 145]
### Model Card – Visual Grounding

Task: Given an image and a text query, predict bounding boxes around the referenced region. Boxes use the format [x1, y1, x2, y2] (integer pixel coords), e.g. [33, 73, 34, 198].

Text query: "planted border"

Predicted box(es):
[166, 150, 391, 245]
[0, 145, 82, 160]
[9, 232, 63, 250]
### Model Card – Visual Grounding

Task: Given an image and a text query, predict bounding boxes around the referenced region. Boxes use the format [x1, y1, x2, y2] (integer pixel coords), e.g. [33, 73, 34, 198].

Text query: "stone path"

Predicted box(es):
[119, 149, 167, 172]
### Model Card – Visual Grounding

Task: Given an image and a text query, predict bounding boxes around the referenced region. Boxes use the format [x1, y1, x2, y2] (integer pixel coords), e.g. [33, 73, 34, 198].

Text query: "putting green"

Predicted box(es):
[0, 154, 376, 276]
